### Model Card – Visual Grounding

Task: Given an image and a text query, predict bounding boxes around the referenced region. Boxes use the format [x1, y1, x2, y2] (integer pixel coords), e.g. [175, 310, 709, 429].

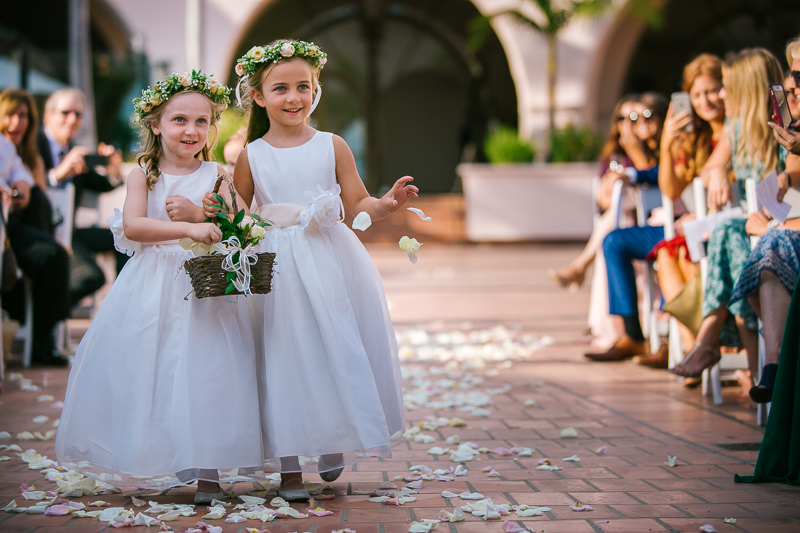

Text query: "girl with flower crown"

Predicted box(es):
[206, 39, 416, 501]
[55, 72, 265, 502]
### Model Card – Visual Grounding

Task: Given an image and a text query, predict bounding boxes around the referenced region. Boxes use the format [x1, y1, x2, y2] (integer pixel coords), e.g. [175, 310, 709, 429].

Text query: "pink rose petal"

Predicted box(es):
[307, 507, 334, 517]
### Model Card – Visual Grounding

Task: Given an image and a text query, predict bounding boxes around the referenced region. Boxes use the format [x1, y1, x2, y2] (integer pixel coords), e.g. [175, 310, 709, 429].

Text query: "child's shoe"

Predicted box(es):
[318, 453, 345, 482]
[278, 479, 310, 502]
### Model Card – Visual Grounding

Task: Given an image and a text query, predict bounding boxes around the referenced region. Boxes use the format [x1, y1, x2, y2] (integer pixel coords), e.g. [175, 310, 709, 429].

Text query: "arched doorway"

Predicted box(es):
[588, 0, 800, 129]
[230, 0, 517, 193]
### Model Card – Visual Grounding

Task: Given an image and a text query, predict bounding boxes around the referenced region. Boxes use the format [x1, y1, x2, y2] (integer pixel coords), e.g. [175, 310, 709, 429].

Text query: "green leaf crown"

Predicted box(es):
[132, 70, 231, 123]
[235, 40, 327, 79]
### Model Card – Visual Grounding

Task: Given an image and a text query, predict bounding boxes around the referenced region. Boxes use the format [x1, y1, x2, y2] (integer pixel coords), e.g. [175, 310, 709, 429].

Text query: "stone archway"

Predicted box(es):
[228, 0, 517, 193]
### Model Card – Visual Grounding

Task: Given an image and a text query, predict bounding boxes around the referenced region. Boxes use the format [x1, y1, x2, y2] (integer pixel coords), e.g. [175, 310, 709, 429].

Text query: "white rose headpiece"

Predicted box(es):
[234, 40, 327, 111]
[132, 70, 230, 123]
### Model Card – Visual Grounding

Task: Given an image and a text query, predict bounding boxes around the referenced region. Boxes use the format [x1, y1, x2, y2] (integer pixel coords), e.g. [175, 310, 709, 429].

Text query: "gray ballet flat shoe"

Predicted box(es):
[194, 490, 224, 505]
[318, 454, 345, 482]
[278, 480, 310, 502]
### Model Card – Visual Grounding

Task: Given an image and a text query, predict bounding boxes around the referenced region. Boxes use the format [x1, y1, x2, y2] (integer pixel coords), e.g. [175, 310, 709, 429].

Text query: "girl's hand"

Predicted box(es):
[202, 191, 224, 219]
[673, 212, 696, 236]
[769, 120, 800, 155]
[189, 222, 223, 245]
[706, 168, 731, 210]
[166, 195, 204, 222]
[745, 211, 771, 237]
[661, 103, 689, 149]
[380, 176, 419, 214]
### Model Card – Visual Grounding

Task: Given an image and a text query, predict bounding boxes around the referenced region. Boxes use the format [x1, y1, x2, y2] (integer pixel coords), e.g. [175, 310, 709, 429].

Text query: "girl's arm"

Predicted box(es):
[205, 151, 254, 219]
[334, 135, 418, 221]
[123, 167, 221, 244]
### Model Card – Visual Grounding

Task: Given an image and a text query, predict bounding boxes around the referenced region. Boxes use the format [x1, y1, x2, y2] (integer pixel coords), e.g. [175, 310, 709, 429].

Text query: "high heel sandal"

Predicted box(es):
[749, 363, 777, 404]
[667, 342, 721, 378]
[548, 269, 585, 292]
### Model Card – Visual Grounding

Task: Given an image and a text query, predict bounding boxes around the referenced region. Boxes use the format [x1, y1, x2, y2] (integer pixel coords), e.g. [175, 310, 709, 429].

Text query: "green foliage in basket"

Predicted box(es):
[484, 126, 537, 164]
[209, 193, 270, 294]
[548, 123, 604, 162]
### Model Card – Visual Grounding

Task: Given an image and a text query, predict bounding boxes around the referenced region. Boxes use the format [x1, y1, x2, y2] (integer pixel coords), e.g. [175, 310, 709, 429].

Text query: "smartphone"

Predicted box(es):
[84, 153, 109, 167]
[769, 84, 793, 128]
[670, 92, 694, 132]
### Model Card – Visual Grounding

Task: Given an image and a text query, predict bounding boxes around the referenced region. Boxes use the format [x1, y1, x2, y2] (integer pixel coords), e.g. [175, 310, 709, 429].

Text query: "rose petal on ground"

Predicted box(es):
[563, 455, 580, 462]
[459, 492, 484, 500]
[16, 432, 34, 441]
[307, 506, 333, 516]
[44, 504, 73, 516]
[441, 491, 459, 498]
[595, 446, 608, 455]
[569, 503, 593, 511]
[37, 395, 54, 402]
[723, 517, 736, 524]
[0, 432, 10, 439]
[666, 455, 678, 467]
[523, 399, 537, 407]
[559, 427, 578, 438]
[502, 520, 534, 533]
[699, 526, 718, 533]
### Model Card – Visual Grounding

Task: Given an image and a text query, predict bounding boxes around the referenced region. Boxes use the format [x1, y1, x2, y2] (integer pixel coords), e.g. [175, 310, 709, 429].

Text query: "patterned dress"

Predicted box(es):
[730, 228, 800, 303]
[701, 119, 787, 346]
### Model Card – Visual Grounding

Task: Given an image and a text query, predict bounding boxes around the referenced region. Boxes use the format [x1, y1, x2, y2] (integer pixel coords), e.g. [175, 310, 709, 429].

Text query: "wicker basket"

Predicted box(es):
[183, 175, 275, 299]
[184, 251, 275, 298]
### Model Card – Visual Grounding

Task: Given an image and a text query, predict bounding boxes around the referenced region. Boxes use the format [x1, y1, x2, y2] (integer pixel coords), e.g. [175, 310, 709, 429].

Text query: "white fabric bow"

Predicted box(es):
[219, 236, 260, 295]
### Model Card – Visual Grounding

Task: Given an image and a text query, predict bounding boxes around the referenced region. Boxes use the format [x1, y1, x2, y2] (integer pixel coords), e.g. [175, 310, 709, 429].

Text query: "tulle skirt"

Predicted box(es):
[251, 222, 405, 473]
[55, 244, 266, 488]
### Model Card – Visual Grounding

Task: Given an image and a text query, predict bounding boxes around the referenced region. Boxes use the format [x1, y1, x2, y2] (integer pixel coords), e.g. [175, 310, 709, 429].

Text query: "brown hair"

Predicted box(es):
[599, 93, 640, 164]
[135, 91, 224, 189]
[0, 88, 40, 170]
[677, 54, 723, 182]
[240, 39, 322, 143]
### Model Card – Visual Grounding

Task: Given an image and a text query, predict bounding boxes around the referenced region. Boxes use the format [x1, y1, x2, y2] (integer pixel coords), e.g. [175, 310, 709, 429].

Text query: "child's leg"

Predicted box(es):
[196, 469, 221, 493]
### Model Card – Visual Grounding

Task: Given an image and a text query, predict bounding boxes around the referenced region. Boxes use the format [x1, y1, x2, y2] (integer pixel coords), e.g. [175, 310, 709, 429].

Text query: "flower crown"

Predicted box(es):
[132, 70, 231, 123]
[235, 40, 327, 79]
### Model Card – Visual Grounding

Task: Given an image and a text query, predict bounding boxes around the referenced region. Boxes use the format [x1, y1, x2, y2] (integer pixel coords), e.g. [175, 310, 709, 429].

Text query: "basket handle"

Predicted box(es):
[212, 174, 239, 214]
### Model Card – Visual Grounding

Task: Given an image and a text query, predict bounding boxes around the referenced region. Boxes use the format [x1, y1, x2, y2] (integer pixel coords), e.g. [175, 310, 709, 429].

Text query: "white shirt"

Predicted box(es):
[0, 136, 34, 188]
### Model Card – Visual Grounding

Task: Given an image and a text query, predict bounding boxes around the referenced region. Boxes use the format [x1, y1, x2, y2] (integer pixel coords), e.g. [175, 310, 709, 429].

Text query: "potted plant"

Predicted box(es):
[458, 124, 600, 242]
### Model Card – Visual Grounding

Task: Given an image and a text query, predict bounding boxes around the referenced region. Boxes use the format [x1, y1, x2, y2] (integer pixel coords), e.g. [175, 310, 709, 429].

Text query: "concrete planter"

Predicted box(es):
[457, 162, 598, 242]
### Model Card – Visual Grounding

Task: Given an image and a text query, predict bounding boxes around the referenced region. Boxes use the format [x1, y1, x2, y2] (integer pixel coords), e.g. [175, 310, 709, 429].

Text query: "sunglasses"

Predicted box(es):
[60, 110, 83, 119]
[617, 109, 655, 123]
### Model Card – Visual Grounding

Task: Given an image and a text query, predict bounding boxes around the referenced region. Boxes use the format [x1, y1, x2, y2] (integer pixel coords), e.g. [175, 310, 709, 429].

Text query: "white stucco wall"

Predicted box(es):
[103, 0, 620, 139]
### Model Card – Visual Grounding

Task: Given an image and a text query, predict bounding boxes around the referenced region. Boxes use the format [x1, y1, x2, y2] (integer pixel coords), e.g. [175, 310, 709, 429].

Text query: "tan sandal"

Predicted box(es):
[667, 342, 721, 378]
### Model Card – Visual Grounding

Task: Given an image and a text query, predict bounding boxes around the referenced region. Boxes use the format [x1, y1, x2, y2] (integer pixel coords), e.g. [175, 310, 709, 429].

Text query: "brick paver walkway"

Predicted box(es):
[1, 243, 799, 533]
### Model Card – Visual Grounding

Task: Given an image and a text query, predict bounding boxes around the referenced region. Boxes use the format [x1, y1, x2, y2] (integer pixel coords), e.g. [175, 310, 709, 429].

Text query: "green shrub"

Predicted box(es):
[484, 126, 537, 164]
[211, 108, 245, 163]
[548, 123, 603, 163]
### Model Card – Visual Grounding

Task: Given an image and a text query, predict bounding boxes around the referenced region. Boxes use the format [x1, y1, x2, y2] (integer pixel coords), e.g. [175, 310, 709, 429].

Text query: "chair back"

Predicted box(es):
[46, 182, 75, 249]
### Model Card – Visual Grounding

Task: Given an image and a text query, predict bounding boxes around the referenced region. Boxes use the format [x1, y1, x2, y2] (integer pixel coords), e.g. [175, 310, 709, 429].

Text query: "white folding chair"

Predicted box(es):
[46, 183, 75, 352]
[632, 184, 663, 353]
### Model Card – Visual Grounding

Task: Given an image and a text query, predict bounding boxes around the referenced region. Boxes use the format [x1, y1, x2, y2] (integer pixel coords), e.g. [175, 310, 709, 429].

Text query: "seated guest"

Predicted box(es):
[38, 88, 127, 308]
[0, 114, 70, 366]
[669, 48, 800, 381]
[582, 92, 669, 361]
[635, 54, 726, 368]
[769, 37, 800, 155]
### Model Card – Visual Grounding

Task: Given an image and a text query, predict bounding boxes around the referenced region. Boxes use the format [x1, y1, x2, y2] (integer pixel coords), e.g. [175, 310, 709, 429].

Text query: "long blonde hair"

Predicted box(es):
[722, 48, 784, 176]
[678, 54, 723, 182]
[135, 90, 224, 189]
[0, 88, 40, 170]
[241, 40, 322, 144]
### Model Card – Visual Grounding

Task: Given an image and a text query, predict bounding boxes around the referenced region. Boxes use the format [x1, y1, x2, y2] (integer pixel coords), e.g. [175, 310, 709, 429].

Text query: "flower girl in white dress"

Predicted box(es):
[205, 40, 416, 501]
[55, 72, 264, 503]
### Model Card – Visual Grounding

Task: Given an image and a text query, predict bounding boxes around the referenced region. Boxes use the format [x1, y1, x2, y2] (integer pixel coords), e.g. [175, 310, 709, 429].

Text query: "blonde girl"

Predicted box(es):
[55, 72, 264, 503]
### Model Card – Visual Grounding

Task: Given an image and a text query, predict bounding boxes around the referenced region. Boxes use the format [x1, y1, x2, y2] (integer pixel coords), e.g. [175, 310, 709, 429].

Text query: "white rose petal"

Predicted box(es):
[559, 427, 578, 438]
[352, 211, 372, 231]
[407, 207, 432, 221]
[563, 454, 581, 462]
[665, 455, 678, 467]
[699, 525, 718, 533]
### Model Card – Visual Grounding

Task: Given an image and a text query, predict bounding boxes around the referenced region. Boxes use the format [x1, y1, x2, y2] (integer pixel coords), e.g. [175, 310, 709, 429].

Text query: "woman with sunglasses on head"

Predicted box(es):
[550, 94, 665, 349]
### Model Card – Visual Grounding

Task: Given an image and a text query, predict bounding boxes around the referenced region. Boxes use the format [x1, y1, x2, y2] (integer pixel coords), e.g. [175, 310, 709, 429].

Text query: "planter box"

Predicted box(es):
[458, 162, 597, 242]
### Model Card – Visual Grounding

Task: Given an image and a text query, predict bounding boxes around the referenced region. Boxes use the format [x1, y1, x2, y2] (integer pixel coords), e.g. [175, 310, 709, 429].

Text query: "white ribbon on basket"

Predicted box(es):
[219, 236, 260, 295]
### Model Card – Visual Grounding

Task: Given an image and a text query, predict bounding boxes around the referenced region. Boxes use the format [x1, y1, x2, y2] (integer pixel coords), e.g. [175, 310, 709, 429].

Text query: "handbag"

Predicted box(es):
[663, 270, 703, 336]
[1, 239, 21, 293]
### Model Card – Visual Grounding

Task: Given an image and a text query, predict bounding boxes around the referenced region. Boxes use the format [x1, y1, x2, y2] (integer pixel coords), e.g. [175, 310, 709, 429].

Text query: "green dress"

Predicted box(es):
[734, 273, 800, 485]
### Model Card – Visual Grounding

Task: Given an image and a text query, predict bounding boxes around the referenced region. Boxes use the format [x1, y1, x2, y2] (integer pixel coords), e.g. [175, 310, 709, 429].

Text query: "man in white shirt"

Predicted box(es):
[1, 135, 71, 367]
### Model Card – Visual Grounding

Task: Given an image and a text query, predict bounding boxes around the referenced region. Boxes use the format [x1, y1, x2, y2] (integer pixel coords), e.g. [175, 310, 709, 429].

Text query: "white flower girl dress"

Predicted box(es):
[248, 131, 405, 472]
[55, 161, 265, 488]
